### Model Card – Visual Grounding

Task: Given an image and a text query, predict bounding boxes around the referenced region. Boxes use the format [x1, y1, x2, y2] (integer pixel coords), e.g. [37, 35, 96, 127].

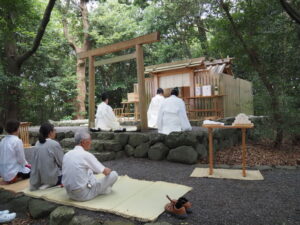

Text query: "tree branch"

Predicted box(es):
[280, 0, 300, 25]
[17, 0, 57, 65]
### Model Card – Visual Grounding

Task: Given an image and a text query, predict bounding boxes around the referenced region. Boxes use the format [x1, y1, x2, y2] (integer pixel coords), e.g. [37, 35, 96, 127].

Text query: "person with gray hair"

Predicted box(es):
[62, 130, 118, 201]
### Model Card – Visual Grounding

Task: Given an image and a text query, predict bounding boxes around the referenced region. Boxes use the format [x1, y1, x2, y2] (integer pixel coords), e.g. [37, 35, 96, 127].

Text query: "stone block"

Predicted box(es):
[65, 131, 74, 138]
[103, 220, 135, 225]
[195, 144, 207, 159]
[0, 190, 15, 204]
[28, 199, 57, 219]
[148, 142, 169, 160]
[103, 140, 122, 152]
[97, 132, 114, 140]
[7, 195, 31, 213]
[60, 138, 75, 149]
[167, 146, 198, 164]
[124, 144, 134, 156]
[134, 142, 150, 158]
[93, 152, 116, 162]
[91, 140, 104, 152]
[114, 133, 129, 147]
[50, 206, 75, 225]
[128, 133, 149, 147]
[68, 215, 101, 225]
[149, 133, 166, 145]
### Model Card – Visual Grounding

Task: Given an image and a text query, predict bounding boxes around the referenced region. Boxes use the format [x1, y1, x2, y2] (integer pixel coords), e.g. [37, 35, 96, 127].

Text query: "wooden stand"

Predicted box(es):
[121, 101, 140, 120]
[202, 124, 254, 177]
[19, 122, 31, 148]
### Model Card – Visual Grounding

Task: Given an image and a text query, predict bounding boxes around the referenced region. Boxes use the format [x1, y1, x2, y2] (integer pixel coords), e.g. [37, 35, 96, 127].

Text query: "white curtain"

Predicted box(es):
[159, 73, 190, 89]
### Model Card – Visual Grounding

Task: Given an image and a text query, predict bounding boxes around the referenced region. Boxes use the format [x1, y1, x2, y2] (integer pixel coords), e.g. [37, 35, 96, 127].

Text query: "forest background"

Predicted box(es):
[0, 0, 299, 146]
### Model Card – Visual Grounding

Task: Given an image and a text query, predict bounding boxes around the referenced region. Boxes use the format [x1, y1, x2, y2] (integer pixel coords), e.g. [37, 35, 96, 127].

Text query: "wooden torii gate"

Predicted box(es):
[77, 32, 160, 130]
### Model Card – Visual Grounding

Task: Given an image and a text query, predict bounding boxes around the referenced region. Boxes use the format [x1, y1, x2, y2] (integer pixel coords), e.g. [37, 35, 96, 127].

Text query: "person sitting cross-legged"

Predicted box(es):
[62, 131, 118, 201]
[0, 120, 30, 184]
[30, 123, 64, 191]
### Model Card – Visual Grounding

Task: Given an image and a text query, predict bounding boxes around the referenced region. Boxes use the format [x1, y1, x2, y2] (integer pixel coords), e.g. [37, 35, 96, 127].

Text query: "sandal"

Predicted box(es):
[167, 195, 192, 214]
[164, 202, 187, 219]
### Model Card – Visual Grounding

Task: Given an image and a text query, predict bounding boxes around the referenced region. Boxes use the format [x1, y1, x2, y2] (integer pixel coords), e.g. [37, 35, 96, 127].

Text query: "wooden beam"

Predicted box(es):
[88, 56, 95, 128]
[136, 44, 148, 131]
[78, 32, 160, 59]
[94, 53, 136, 67]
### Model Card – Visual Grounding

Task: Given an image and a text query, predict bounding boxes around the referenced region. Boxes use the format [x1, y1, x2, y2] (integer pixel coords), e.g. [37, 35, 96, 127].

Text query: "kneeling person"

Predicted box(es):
[0, 120, 30, 183]
[62, 131, 118, 201]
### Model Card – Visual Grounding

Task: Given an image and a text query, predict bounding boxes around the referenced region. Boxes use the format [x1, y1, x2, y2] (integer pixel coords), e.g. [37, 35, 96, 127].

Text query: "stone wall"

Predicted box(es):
[28, 129, 240, 165]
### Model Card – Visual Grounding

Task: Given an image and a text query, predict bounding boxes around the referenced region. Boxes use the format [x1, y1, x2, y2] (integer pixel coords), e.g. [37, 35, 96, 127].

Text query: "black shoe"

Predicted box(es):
[90, 128, 101, 132]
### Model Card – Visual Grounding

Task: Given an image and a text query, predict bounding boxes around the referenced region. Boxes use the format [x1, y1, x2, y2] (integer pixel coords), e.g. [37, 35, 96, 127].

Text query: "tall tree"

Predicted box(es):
[57, 0, 92, 119]
[280, 0, 300, 24]
[0, 0, 56, 122]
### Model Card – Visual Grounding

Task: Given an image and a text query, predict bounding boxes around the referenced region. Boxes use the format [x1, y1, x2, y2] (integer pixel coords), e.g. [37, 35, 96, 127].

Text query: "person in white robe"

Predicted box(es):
[0, 120, 30, 183]
[147, 88, 165, 128]
[95, 93, 121, 131]
[62, 131, 118, 202]
[157, 88, 192, 135]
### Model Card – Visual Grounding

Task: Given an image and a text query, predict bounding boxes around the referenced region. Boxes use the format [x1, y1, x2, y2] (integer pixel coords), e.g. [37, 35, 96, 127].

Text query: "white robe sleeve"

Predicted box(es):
[157, 103, 164, 133]
[85, 152, 105, 174]
[179, 100, 192, 131]
[15, 139, 27, 166]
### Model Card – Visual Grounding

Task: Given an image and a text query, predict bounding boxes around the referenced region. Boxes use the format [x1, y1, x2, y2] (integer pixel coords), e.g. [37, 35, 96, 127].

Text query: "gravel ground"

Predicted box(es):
[77, 158, 299, 225]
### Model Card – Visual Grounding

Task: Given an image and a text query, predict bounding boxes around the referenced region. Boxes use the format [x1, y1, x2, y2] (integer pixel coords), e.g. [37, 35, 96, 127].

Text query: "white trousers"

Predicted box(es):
[67, 171, 118, 201]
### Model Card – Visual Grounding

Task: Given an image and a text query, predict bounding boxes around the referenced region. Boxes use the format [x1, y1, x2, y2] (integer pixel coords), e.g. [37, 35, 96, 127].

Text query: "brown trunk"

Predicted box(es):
[75, 58, 87, 119]
[195, 17, 209, 56]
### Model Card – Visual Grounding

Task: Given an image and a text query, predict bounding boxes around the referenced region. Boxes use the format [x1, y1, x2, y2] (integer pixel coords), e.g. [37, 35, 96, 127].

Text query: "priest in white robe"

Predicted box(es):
[157, 88, 192, 135]
[95, 93, 121, 131]
[147, 88, 165, 128]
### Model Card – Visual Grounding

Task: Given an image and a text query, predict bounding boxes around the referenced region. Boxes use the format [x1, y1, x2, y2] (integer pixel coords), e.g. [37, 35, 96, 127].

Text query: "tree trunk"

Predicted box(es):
[195, 17, 209, 56]
[75, 58, 87, 119]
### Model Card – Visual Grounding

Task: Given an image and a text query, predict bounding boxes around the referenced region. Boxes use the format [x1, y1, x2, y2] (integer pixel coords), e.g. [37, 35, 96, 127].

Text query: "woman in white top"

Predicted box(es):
[0, 120, 30, 183]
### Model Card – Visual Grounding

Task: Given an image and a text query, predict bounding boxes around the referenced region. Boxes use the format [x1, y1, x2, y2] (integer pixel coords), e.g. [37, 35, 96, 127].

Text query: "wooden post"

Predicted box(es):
[242, 128, 247, 177]
[208, 127, 214, 175]
[89, 56, 95, 128]
[136, 44, 148, 131]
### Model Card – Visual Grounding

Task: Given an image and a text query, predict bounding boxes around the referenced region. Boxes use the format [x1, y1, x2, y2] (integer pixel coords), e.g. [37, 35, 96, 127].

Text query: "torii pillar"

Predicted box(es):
[77, 32, 160, 131]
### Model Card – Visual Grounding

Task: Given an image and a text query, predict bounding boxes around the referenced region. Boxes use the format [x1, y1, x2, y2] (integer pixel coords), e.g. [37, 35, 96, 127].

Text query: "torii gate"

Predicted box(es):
[77, 32, 160, 130]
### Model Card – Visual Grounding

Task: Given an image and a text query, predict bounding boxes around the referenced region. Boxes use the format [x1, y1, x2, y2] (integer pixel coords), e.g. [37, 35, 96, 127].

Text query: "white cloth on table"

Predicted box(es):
[147, 94, 165, 128]
[95, 102, 121, 131]
[157, 95, 192, 135]
[203, 120, 224, 126]
[0, 135, 30, 181]
[62, 145, 118, 201]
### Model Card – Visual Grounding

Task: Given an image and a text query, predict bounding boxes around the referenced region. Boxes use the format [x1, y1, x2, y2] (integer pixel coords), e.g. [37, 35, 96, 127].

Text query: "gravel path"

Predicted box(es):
[74, 158, 299, 225]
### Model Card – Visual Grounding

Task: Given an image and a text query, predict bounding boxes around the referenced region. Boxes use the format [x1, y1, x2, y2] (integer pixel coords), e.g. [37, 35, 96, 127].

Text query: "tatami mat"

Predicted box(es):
[190, 168, 264, 180]
[0, 178, 29, 193]
[23, 175, 192, 222]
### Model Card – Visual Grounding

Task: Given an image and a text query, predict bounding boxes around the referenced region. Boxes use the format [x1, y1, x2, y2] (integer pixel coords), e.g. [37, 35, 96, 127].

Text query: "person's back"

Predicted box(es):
[147, 88, 165, 128]
[95, 93, 120, 131]
[157, 88, 192, 135]
[30, 123, 64, 190]
[0, 120, 30, 183]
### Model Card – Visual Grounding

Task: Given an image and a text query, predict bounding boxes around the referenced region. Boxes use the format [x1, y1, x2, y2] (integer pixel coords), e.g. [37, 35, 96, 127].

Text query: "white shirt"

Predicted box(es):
[157, 95, 192, 135]
[95, 102, 121, 131]
[62, 146, 105, 191]
[0, 135, 30, 181]
[147, 94, 165, 128]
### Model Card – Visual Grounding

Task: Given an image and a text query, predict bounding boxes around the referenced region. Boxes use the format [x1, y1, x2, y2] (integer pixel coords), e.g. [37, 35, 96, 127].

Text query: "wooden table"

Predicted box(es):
[202, 124, 254, 177]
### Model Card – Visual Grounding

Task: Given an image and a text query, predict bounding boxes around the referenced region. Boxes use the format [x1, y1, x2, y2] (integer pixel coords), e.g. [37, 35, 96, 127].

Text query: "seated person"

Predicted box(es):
[30, 123, 64, 190]
[147, 88, 165, 128]
[157, 88, 192, 135]
[0, 120, 30, 183]
[62, 131, 118, 201]
[95, 93, 122, 131]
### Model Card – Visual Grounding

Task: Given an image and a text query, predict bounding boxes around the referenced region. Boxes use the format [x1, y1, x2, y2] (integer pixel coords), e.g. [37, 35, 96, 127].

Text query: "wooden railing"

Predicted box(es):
[19, 122, 31, 148]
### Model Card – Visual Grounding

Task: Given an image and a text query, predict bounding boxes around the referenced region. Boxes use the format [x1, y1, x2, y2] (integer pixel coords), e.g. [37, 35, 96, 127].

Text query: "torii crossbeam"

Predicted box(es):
[77, 32, 160, 130]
